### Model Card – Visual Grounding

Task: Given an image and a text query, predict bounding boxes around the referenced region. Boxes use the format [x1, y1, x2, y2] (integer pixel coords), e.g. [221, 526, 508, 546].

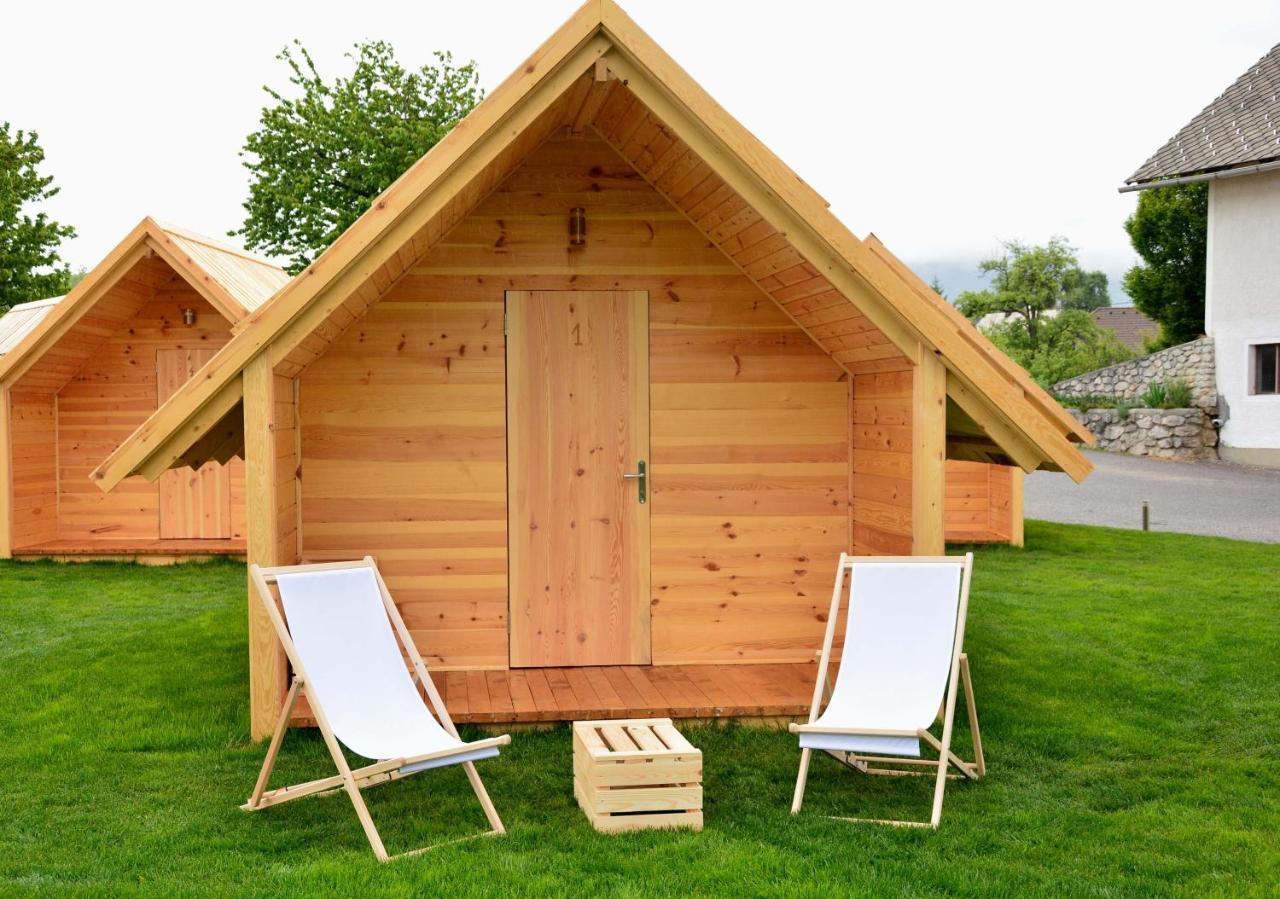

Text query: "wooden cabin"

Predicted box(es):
[93, 1, 1091, 737]
[0, 219, 287, 561]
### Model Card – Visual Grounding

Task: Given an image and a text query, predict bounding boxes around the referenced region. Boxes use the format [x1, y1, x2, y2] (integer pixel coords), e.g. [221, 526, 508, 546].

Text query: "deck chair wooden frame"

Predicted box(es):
[789, 553, 985, 829]
[241, 557, 510, 861]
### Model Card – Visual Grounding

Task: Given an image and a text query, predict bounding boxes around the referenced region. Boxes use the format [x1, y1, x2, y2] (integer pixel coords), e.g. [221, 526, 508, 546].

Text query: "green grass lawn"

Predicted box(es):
[1, 521, 1277, 897]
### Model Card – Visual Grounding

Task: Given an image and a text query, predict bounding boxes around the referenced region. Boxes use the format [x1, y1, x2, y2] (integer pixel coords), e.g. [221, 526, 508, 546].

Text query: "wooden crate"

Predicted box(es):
[572, 717, 703, 833]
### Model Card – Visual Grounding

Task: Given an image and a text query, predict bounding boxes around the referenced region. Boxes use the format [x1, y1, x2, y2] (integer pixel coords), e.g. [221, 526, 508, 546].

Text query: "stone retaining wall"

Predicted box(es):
[1068, 408, 1218, 461]
[1053, 336, 1216, 409]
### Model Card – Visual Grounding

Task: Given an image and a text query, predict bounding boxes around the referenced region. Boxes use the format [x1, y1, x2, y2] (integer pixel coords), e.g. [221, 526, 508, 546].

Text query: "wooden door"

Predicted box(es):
[156, 348, 232, 539]
[506, 290, 651, 667]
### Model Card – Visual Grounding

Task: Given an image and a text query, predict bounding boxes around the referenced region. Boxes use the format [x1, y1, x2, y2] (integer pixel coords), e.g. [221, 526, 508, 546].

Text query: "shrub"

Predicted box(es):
[983, 309, 1135, 387]
[1164, 377, 1193, 408]
[1141, 380, 1168, 408]
[1052, 393, 1126, 411]
[1138, 377, 1194, 409]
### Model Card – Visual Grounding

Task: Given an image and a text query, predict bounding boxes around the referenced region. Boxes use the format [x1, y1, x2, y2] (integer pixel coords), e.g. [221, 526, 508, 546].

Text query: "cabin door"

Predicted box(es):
[505, 290, 651, 667]
[156, 348, 232, 539]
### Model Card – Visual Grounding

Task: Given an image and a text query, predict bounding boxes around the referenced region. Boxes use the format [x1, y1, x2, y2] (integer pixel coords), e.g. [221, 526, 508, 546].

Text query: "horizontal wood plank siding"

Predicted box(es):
[299, 132, 863, 669]
[943, 459, 1020, 544]
[8, 392, 58, 548]
[850, 360, 915, 555]
[54, 290, 244, 543]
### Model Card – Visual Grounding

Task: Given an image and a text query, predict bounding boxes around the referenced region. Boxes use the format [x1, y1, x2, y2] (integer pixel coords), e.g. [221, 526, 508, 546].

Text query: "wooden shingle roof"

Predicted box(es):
[1126, 43, 1280, 186]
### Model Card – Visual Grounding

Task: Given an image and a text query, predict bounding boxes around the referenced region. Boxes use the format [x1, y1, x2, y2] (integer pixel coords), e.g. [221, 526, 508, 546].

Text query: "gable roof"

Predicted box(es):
[0, 295, 62, 355]
[0, 217, 287, 390]
[153, 222, 290, 317]
[92, 0, 1092, 491]
[1125, 43, 1280, 188]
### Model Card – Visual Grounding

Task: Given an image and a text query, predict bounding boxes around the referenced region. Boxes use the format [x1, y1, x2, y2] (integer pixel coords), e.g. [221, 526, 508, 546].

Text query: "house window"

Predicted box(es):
[1254, 343, 1280, 395]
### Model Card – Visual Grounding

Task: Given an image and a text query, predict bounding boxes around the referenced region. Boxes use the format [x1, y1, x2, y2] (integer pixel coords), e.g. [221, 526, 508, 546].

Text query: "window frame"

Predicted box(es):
[1248, 340, 1280, 396]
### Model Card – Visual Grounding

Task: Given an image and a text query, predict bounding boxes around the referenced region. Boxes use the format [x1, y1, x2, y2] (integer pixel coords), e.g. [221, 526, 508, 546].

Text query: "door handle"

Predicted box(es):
[622, 459, 646, 504]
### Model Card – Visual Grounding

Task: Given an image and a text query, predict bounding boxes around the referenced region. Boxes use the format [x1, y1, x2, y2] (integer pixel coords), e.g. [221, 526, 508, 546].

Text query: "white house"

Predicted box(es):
[1123, 43, 1280, 467]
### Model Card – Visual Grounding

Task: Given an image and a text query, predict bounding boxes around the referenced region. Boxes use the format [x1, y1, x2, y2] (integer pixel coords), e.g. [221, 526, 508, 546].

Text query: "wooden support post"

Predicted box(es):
[1007, 467, 1024, 548]
[912, 350, 947, 555]
[245, 354, 288, 740]
[0, 386, 11, 559]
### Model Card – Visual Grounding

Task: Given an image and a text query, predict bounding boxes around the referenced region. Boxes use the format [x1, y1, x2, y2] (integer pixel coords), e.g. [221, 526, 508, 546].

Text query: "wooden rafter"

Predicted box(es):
[90, 10, 614, 491]
[91, 0, 1091, 490]
[0, 217, 285, 397]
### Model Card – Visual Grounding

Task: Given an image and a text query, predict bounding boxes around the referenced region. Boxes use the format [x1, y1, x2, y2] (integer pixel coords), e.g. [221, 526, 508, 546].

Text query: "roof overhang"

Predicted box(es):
[0, 217, 285, 391]
[1120, 156, 1280, 193]
[91, 0, 1092, 492]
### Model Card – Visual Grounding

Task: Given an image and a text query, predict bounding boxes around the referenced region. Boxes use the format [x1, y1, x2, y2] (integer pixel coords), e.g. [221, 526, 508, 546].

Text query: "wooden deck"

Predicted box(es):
[13, 538, 246, 561]
[428, 663, 818, 725]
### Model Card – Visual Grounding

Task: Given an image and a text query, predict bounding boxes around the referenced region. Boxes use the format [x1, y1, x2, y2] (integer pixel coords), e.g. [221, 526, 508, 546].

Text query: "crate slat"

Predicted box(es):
[572, 717, 703, 833]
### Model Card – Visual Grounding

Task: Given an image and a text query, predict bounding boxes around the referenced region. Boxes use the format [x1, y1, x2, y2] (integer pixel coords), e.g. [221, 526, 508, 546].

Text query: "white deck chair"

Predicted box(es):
[789, 553, 985, 828]
[241, 557, 510, 861]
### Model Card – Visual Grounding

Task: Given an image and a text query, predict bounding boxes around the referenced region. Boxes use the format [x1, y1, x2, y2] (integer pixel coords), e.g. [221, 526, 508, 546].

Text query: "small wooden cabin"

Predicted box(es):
[0, 219, 287, 561]
[94, 1, 1090, 737]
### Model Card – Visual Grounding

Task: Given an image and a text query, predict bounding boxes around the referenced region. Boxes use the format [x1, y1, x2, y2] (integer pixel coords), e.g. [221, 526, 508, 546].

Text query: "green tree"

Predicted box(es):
[983, 310, 1133, 386]
[1062, 268, 1111, 311]
[1123, 182, 1208, 347]
[955, 237, 1079, 349]
[0, 123, 76, 310]
[957, 238, 1131, 385]
[234, 41, 482, 272]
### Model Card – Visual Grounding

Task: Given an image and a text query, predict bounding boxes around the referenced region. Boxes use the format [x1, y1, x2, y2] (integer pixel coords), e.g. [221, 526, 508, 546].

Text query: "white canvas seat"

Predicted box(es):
[789, 553, 985, 828]
[242, 558, 510, 861]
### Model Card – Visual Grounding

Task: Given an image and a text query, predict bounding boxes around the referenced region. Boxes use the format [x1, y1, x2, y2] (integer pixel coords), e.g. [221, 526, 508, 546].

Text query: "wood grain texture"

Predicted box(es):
[0, 386, 10, 557]
[245, 358, 298, 739]
[912, 352, 947, 554]
[298, 133, 857, 670]
[850, 362, 915, 556]
[943, 460, 1021, 545]
[591, 82, 907, 386]
[507, 290, 651, 667]
[8, 391, 57, 548]
[434, 662, 816, 723]
[157, 347, 232, 539]
[51, 290, 245, 545]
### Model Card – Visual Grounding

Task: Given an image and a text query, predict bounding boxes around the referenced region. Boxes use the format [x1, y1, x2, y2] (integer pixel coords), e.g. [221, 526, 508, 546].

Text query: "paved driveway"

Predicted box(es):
[1026, 451, 1280, 543]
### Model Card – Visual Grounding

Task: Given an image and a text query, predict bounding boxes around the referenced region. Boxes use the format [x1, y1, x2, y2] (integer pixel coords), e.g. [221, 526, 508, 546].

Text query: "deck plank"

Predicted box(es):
[506, 670, 538, 720]
[13, 537, 245, 557]
[523, 669, 559, 721]
[442, 663, 814, 724]
[621, 665, 674, 715]
[544, 668, 582, 718]
[466, 670, 493, 722]
[485, 670, 516, 720]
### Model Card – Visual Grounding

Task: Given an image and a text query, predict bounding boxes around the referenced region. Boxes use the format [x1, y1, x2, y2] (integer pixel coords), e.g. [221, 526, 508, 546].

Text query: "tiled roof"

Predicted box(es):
[1092, 307, 1159, 351]
[1126, 43, 1280, 186]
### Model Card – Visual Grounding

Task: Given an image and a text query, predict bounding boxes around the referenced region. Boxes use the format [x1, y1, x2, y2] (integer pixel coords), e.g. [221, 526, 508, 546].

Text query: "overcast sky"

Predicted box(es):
[4, 0, 1279, 302]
